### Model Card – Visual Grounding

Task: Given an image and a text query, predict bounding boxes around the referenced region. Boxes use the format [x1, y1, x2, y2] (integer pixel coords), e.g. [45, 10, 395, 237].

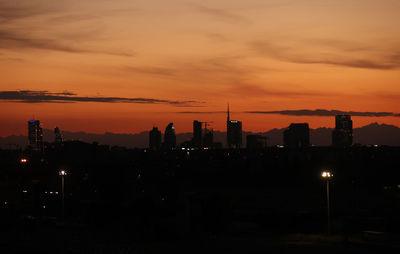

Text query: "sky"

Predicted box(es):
[1, 0, 400, 136]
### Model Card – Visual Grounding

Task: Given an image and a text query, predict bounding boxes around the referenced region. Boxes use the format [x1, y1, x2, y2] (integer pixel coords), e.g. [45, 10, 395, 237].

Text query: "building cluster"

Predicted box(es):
[149, 105, 244, 150]
[28, 120, 43, 151]
[27, 107, 354, 150]
[282, 115, 353, 148]
[148, 107, 354, 150]
[27, 120, 63, 151]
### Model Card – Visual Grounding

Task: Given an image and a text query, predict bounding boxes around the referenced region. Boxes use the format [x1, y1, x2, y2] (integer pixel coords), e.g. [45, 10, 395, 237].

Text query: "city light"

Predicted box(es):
[321, 169, 333, 234]
[20, 158, 28, 163]
[59, 170, 67, 176]
[321, 170, 333, 179]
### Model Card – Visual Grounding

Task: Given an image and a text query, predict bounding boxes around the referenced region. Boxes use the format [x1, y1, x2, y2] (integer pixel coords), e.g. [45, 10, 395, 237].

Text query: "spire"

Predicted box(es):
[227, 103, 230, 122]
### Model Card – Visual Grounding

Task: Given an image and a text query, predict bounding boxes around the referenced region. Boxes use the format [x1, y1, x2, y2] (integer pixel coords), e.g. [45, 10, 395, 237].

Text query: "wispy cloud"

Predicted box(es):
[0, 0, 56, 23]
[191, 4, 250, 24]
[123, 66, 176, 76]
[226, 83, 331, 98]
[0, 30, 133, 56]
[0, 1, 134, 56]
[250, 40, 400, 70]
[0, 90, 199, 106]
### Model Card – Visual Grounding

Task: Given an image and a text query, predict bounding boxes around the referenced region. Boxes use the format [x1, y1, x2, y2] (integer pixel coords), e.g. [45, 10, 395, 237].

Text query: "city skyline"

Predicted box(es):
[1, 0, 400, 136]
[2, 1, 400, 251]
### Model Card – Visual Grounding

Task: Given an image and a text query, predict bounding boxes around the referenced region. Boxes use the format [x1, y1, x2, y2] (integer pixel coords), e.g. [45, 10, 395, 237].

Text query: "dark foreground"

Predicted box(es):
[2, 145, 400, 252]
[1, 219, 400, 254]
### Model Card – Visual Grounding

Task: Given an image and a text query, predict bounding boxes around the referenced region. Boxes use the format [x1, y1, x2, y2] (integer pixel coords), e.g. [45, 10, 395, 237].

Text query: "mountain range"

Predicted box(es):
[1, 123, 399, 149]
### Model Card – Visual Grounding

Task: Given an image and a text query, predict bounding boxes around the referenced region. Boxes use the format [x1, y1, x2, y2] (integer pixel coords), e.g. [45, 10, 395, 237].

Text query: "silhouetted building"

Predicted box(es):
[28, 120, 43, 151]
[247, 135, 267, 149]
[192, 120, 202, 148]
[54, 126, 63, 143]
[149, 127, 162, 150]
[227, 105, 242, 148]
[164, 123, 176, 149]
[332, 115, 353, 147]
[284, 123, 310, 148]
[203, 130, 214, 148]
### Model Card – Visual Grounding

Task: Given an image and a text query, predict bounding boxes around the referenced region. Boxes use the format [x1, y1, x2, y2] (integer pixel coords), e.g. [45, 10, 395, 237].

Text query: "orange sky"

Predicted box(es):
[1, 0, 400, 136]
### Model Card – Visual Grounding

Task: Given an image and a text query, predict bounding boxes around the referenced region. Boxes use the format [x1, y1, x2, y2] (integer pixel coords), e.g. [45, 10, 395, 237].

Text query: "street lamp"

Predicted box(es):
[321, 170, 333, 234]
[20, 158, 28, 164]
[59, 170, 67, 218]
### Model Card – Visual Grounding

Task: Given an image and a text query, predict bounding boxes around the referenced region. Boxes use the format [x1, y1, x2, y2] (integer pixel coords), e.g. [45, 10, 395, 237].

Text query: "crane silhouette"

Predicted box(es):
[199, 121, 214, 131]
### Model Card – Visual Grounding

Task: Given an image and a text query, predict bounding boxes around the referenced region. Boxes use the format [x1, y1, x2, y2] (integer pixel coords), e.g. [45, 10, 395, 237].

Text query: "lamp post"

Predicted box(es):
[321, 170, 333, 234]
[59, 170, 67, 218]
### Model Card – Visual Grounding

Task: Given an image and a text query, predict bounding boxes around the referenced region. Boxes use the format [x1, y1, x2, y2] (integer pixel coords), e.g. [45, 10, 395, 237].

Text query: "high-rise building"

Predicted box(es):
[246, 135, 267, 149]
[332, 115, 353, 147]
[283, 123, 310, 148]
[149, 127, 161, 150]
[54, 126, 63, 143]
[226, 104, 242, 148]
[28, 120, 43, 151]
[164, 123, 176, 149]
[192, 120, 202, 148]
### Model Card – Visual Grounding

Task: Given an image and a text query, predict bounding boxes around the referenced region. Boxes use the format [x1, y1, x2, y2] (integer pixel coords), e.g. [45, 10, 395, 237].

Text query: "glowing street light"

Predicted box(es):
[321, 170, 333, 234]
[20, 158, 28, 163]
[59, 170, 67, 218]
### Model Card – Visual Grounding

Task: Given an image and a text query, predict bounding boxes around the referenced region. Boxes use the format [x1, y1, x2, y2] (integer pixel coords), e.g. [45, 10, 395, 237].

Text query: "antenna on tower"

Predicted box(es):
[227, 103, 230, 122]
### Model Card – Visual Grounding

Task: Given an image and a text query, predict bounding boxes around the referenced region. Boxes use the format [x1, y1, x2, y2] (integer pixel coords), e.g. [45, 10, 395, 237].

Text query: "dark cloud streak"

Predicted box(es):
[0, 90, 198, 106]
[0, 30, 133, 56]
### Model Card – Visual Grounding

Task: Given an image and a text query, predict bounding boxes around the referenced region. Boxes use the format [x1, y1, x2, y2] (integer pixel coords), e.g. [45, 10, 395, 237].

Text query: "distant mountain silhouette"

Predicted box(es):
[1, 123, 399, 149]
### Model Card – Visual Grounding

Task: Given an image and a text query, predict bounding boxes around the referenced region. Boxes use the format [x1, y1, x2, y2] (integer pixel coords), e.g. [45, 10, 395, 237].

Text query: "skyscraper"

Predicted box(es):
[226, 104, 242, 148]
[28, 120, 43, 151]
[149, 127, 161, 150]
[332, 115, 353, 147]
[192, 120, 202, 148]
[283, 123, 310, 148]
[164, 123, 176, 149]
[54, 126, 63, 143]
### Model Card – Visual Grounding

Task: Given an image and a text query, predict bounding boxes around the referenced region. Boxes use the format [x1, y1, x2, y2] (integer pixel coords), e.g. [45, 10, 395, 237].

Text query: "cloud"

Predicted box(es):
[250, 40, 400, 70]
[244, 109, 400, 117]
[226, 83, 330, 98]
[0, 1, 134, 56]
[0, 90, 198, 106]
[191, 4, 250, 24]
[0, 30, 134, 56]
[123, 66, 176, 76]
[0, 0, 56, 23]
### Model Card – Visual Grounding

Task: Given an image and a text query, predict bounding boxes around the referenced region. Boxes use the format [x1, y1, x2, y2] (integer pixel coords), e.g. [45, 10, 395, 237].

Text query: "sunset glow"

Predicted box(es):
[1, 0, 400, 136]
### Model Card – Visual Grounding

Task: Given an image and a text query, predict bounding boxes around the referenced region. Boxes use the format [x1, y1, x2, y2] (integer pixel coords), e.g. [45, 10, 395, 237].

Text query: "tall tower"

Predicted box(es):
[332, 115, 353, 147]
[283, 123, 310, 148]
[28, 120, 43, 151]
[227, 103, 230, 122]
[54, 126, 63, 143]
[192, 120, 202, 148]
[163, 123, 176, 149]
[149, 127, 162, 150]
[226, 105, 242, 149]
